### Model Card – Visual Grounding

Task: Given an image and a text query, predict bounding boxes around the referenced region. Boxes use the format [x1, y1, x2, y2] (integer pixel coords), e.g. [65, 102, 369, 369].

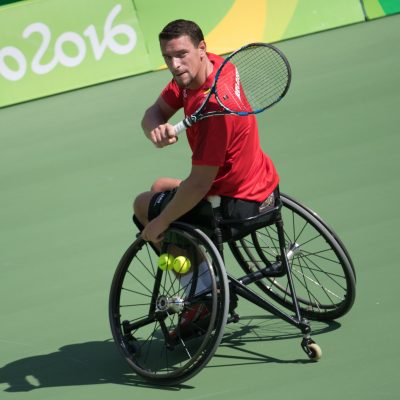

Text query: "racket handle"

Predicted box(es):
[173, 117, 193, 135]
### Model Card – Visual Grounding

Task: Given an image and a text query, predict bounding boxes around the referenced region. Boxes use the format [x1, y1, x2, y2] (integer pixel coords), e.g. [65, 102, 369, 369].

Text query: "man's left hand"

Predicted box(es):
[141, 216, 169, 243]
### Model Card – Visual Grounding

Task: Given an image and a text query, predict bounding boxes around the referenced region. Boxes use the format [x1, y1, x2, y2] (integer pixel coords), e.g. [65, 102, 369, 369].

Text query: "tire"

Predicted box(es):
[229, 193, 356, 321]
[109, 222, 229, 385]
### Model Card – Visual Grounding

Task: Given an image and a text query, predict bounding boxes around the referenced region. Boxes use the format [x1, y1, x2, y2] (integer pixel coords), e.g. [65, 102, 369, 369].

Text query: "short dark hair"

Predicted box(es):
[159, 19, 204, 46]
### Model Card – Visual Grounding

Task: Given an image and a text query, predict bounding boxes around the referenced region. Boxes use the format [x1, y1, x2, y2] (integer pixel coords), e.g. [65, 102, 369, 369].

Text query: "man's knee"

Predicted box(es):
[151, 177, 181, 192]
[133, 192, 154, 225]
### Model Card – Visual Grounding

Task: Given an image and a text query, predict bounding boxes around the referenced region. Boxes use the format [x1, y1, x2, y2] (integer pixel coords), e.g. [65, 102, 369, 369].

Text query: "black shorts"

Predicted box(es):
[148, 187, 278, 227]
[148, 188, 215, 228]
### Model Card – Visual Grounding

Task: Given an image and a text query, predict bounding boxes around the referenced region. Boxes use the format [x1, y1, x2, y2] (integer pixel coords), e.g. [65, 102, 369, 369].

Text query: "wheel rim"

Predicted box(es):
[230, 194, 356, 320]
[109, 225, 229, 383]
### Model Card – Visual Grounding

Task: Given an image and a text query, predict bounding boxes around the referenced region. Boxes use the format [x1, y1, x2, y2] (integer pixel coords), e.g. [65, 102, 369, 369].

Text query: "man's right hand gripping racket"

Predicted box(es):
[173, 42, 291, 135]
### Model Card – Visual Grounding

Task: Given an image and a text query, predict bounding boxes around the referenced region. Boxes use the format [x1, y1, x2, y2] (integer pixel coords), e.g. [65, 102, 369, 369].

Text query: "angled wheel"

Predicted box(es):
[229, 193, 356, 321]
[307, 343, 322, 361]
[109, 222, 229, 385]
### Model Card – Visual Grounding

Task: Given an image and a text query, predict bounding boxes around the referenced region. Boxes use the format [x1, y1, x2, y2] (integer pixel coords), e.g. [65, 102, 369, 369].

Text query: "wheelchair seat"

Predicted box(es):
[168, 193, 283, 244]
[218, 197, 283, 242]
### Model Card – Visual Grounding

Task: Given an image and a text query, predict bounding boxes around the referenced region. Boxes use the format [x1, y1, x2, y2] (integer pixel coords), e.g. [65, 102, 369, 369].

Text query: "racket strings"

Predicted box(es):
[236, 47, 288, 110]
[216, 45, 289, 113]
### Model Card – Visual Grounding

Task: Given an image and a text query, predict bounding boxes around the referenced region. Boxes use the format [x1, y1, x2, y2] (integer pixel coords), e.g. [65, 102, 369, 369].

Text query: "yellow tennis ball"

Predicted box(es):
[173, 256, 191, 274]
[158, 253, 174, 270]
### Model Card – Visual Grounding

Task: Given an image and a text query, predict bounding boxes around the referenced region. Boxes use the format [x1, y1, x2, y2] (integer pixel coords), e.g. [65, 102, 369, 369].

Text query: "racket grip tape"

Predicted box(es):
[173, 117, 193, 135]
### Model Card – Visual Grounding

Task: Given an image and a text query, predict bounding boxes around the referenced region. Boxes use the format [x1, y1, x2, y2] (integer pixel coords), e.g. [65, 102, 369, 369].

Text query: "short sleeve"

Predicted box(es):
[161, 79, 183, 110]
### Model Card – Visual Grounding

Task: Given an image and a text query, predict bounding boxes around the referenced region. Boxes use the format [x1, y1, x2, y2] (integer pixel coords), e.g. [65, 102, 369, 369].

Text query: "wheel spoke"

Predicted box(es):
[229, 193, 356, 321]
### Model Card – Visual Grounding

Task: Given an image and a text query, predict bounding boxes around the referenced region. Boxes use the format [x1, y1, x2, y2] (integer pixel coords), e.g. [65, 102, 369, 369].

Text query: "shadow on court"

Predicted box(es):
[212, 315, 341, 368]
[0, 318, 340, 392]
[0, 340, 192, 392]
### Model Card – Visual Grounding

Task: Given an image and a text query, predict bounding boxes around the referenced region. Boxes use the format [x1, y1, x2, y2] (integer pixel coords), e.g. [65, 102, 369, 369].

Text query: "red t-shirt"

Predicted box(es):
[161, 53, 279, 202]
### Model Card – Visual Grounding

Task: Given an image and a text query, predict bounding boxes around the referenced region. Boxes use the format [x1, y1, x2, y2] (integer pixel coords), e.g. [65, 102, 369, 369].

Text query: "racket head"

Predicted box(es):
[214, 43, 291, 115]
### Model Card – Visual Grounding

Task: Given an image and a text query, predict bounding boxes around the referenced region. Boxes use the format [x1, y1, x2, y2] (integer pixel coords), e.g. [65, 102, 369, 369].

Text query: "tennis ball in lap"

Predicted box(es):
[173, 256, 191, 274]
[158, 253, 174, 270]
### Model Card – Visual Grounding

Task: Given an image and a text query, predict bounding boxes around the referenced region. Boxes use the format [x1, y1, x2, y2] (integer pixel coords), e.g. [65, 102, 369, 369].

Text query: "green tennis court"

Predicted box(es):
[1, 14, 399, 399]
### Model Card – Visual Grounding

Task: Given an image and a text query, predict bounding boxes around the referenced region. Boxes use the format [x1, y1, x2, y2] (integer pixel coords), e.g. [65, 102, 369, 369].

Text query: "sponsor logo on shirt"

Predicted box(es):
[234, 67, 241, 100]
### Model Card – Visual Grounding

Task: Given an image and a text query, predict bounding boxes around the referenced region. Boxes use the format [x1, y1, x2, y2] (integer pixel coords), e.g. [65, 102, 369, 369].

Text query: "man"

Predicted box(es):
[134, 19, 279, 244]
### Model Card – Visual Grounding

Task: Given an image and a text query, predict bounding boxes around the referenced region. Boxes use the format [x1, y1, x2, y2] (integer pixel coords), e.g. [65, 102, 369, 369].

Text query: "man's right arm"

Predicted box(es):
[141, 96, 179, 148]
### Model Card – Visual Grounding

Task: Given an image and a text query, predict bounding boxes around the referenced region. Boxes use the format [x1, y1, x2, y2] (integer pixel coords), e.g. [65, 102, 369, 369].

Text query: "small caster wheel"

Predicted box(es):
[307, 343, 322, 361]
[301, 337, 322, 361]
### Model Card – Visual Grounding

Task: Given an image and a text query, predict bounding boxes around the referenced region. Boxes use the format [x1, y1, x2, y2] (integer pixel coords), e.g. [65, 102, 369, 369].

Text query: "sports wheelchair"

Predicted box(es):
[109, 192, 356, 385]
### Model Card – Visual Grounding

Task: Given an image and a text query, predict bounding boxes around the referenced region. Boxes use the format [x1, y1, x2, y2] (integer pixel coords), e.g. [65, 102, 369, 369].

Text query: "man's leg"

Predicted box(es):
[133, 177, 181, 228]
[133, 179, 214, 341]
[133, 191, 154, 228]
[151, 177, 181, 193]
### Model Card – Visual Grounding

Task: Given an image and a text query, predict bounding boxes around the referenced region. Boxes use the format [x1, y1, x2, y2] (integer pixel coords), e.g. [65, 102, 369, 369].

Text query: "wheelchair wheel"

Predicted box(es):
[229, 193, 356, 321]
[109, 222, 229, 385]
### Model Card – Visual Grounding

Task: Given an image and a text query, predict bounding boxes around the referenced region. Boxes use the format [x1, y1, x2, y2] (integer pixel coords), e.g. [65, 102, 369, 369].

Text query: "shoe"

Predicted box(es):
[169, 303, 211, 342]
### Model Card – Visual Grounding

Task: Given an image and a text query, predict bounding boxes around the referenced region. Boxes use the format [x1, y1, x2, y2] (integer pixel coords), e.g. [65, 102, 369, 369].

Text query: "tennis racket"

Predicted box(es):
[173, 42, 291, 135]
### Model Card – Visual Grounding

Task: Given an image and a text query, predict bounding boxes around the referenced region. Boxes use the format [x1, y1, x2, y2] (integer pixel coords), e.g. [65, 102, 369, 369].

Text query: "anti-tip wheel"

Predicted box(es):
[307, 343, 322, 361]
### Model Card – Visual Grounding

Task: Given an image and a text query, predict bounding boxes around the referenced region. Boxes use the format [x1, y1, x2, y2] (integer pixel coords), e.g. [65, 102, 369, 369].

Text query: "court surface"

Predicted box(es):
[1, 14, 399, 400]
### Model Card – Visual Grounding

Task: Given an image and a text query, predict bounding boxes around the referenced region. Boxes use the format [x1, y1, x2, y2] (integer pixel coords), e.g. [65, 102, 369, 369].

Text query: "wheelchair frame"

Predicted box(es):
[109, 192, 356, 385]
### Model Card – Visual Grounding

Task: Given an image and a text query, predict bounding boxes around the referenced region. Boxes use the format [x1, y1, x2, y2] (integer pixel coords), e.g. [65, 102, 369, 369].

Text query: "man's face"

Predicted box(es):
[160, 35, 206, 89]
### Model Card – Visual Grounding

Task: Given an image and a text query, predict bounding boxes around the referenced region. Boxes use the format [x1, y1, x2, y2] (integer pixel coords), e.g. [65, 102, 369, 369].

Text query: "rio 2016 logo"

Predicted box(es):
[0, 4, 137, 82]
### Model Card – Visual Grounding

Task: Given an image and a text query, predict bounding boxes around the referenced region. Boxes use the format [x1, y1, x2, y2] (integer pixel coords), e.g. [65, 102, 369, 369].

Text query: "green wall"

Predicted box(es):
[1, 0, 397, 107]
